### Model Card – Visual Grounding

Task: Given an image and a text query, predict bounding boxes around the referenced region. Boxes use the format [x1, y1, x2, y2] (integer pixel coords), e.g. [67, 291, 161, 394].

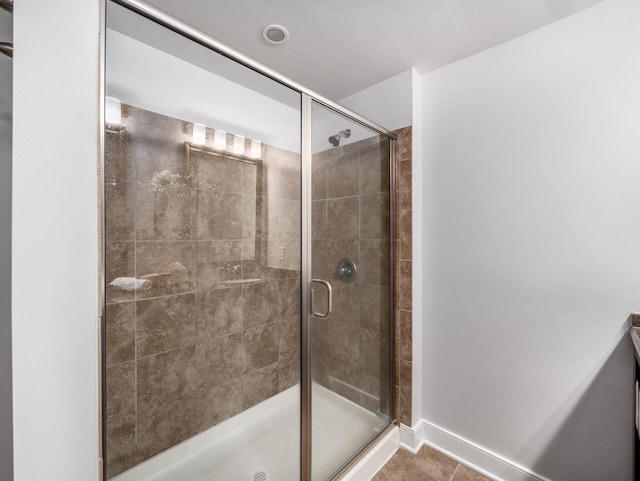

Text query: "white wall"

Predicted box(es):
[107, 28, 301, 153]
[410, 69, 423, 428]
[0, 7, 13, 481]
[420, 0, 639, 479]
[12, 0, 101, 480]
[309, 69, 414, 153]
[339, 69, 413, 132]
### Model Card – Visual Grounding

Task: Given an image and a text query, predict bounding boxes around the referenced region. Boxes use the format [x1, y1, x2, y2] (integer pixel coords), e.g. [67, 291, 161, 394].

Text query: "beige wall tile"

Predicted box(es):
[399, 159, 411, 191]
[135, 184, 195, 241]
[327, 152, 360, 198]
[399, 209, 412, 261]
[397, 187, 411, 210]
[242, 162, 258, 196]
[242, 363, 279, 409]
[243, 323, 280, 371]
[397, 126, 412, 162]
[195, 333, 244, 391]
[326, 196, 359, 240]
[360, 285, 389, 331]
[105, 302, 135, 367]
[104, 128, 132, 182]
[241, 195, 257, 240]
[397, 261, 412, 311]
[361, 193, 390, 240]
[196, 190, 242, 239]
[279, 277, 301, 319]
[360, 239, 390, 286]
[312, 153, 329, 200]
[242, 279, 280, 329]
[130, 108, 192, 186]
[196, 240, 242, 290]
[196, 287, 243, 341]
[106, 362, 135, 424]
[398, 309, 412, 362]
[105, 419, 136, 477]
[105, 241, 135, 304]
[136, 293, 196, 358]
[136, 241, 195, 299]
[195, 379, 243, 432]
[136, 346, 197, 415]
[194, 151, 242, 193]
[105, 181, 135, 241]
[136, 398, 196, 462]
[360, 147, 390, 195]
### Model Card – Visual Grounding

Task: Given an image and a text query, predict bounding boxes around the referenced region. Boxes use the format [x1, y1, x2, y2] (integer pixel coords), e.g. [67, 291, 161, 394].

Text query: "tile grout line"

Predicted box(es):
[449, 463, 461, 481]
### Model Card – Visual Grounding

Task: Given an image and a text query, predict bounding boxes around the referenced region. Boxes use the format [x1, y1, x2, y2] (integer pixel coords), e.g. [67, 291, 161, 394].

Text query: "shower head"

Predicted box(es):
[0, 42, 12, 59]
[0, 0, 12, 14]
[328, 128, 351, 147]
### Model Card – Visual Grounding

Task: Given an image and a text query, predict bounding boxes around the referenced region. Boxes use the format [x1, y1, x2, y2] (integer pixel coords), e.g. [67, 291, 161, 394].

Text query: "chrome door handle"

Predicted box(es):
[311, 279, 332, 318]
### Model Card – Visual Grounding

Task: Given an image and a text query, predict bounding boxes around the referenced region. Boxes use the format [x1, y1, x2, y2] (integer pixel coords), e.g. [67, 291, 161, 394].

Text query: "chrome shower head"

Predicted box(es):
[328, 128, 351, 147]
[0, 0, 12, 14]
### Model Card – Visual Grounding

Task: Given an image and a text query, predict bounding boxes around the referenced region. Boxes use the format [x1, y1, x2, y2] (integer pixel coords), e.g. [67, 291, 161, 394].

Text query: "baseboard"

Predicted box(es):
[339, 425, 400, 481]
[402, 420, 553, 481]
[399, 421, 425, 454]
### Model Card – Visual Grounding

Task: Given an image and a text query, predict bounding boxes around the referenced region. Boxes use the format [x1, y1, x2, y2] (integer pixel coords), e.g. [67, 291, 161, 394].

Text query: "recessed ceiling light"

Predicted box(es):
[262, 25, 289, 45]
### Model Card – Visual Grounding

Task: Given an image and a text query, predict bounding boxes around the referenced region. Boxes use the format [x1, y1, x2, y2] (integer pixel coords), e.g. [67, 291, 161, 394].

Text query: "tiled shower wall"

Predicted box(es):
[311, 136, 392, 413]
[104, 105, 301, 477]
[394, 126, 413, 426]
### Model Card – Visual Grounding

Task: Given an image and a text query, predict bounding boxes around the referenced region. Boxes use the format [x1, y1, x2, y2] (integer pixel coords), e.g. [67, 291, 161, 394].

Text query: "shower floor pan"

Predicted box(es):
[112, 383, 388, 481]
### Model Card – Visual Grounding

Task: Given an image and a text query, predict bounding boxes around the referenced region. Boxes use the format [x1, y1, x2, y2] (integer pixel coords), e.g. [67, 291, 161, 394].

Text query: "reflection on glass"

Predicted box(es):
[310, 102, 392, 481]
[104, 2, 301, 480]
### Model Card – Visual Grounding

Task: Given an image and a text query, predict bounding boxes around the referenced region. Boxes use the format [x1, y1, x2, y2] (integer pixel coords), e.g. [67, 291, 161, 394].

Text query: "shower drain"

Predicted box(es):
[249, 469, 270, 481]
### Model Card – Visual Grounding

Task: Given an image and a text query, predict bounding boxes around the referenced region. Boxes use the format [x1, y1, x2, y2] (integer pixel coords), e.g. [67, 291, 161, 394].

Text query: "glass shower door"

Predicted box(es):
[309, 101, 393, 481]
[103, 3, 302, 480]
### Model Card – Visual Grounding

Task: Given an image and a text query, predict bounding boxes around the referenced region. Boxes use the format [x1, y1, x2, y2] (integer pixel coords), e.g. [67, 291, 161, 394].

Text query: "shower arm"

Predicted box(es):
[0, 42, 12, 58]
[0, 0, 12, 59]
[0, 0, 12, 14]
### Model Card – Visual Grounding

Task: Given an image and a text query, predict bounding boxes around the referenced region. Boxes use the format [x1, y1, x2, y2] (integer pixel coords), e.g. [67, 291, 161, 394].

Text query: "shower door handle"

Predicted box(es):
[310, 279, 332, 318]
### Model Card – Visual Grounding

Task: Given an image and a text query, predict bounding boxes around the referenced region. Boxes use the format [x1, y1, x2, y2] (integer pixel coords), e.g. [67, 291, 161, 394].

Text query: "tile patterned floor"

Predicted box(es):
[372, 445, 492, 481]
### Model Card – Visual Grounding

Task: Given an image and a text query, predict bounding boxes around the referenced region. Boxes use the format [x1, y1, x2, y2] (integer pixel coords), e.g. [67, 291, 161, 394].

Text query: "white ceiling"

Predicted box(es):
[144, 0, 604, 100]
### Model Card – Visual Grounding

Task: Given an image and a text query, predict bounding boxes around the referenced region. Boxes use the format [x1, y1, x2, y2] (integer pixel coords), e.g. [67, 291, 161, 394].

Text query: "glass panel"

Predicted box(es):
[310, 102, 392, 481]
[103, 3, 301, 480]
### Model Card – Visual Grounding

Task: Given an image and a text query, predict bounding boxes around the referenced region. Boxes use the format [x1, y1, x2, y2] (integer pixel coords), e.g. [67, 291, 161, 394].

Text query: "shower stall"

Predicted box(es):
[102, 1, 396, 480]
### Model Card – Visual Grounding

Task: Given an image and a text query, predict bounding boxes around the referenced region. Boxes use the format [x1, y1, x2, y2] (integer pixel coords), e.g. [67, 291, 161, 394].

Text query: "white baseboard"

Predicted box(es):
[399, 421, 425, 454]
[340, 426, 400, 481]
[401, 420, 553, 481]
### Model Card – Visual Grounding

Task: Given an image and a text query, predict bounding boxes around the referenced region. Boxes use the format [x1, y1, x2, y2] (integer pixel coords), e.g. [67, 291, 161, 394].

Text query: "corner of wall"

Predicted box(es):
[338, 69, 413, 131]
[409, 68, 423, 427]
[0, 9, 12, 480]
[12, 0, 101, 479]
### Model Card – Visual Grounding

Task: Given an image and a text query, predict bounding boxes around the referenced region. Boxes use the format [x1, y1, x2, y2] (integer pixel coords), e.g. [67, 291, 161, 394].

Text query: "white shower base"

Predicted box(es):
[112, 383, 389, 481]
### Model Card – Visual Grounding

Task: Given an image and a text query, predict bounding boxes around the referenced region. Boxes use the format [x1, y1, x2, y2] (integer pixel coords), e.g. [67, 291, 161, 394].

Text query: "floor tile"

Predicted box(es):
[397, 445, 458, 481]
[372, 455, 438, 481]
[374, 447, 491, 481]
[450, 464, 493, 481]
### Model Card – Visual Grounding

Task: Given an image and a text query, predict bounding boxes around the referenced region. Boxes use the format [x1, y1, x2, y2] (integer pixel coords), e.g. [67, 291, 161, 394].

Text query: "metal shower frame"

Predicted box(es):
[99, 1, 398, 480]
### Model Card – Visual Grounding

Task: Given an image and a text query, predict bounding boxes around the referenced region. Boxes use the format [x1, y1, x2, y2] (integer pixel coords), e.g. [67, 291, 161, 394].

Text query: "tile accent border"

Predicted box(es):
[393, 126, 413, 426]
[400, 421, 550, 481]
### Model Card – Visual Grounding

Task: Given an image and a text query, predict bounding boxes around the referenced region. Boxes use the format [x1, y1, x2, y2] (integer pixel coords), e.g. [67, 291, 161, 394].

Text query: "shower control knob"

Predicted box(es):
[336, 258, 357, 283]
